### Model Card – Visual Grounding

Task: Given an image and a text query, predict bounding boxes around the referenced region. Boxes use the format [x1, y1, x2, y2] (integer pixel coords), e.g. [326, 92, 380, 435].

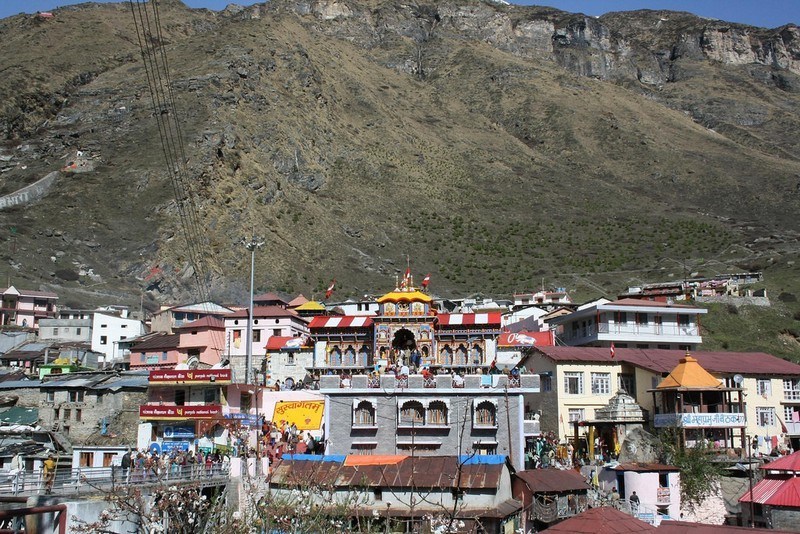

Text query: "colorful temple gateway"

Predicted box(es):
[306, 281, 504, 374]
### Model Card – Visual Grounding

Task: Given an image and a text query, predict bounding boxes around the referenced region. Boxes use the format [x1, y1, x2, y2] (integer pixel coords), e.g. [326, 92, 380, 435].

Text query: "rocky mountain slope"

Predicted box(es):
[0, 1, 798, 332]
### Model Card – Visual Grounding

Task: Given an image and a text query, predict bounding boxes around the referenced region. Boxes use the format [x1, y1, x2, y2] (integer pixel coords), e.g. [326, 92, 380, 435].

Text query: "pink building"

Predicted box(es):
[0, 286, 57, 329]
[224, 306, 309, 359]
[129, 333, 181, 370]
[174, 316, 226, 367]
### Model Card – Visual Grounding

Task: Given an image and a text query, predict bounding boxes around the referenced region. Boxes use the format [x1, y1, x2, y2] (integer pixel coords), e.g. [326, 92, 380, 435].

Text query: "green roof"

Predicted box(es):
[0, 406, 39, 426]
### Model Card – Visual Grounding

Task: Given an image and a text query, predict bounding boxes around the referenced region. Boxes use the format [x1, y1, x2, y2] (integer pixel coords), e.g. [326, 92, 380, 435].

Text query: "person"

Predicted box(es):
[629, 490, 640, 511]
[43, 454, 56, 494]
[10, 451, 24, 493]
[121, 449, 132, 483]
[452, 372, 465, 388]
[610, 487, 620, 504]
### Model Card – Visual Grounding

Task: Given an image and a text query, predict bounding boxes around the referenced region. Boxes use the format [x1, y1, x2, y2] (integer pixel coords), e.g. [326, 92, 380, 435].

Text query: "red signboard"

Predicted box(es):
[139, 404, 222, 420]
[497, 331, 555, 347]
[148, 369, 231, 384]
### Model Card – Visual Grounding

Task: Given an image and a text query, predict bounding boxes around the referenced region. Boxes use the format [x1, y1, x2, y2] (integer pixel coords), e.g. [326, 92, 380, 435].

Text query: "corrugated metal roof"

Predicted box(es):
[0, 380, 42, 389]
[515, 468, 592, 493]
[544, 506, 657, 532]
[93, 376, 148, 390]
[739, 477, 788, 504]
[0, 407, 39, 425]
[761, 450, 800, 472]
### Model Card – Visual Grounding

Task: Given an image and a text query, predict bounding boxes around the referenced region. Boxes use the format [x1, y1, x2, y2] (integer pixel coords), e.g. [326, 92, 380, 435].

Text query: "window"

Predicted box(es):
[121, 324, 127, 329]
[175, 390, 186, 406]
[678, 315, 691, 327]
[63, 408, 72, 420]
[785, 406, 799, 423]
[568, 408, 585, 423]
[354, 401, 376, 426]
[140, 354, 146, 362]
[76, 409, 82, 422]
[427, 401, 448, 425]
[76, 328, 82, 335]
[100, 335, 108, 345]
[618, 374, 635, 396]
[240, 393, 252, 412]
[273, 328, 282, 337]
[53, 327, 59, 336]
[253, 329, 261, 342]
[591, 373, 611, 395]
[69, 391, 85, 403]
[636, 313, 648, 325]
[162, 352, 168, 361]
[757, 379, 772, 398]
[617, 312, 628, 325]
[204, 388, 219, 404]
[400, 401, 424, 425]
[541, 375, 552, 392]
[100, 324, 108, 328]
[287, 354, 295, 365]
[97, 392, 103, 404]
[46, 391, 55, 403]
[564, 372, 583, 395]
[474, 401, 496, 427]
[757, 407, 775, 427]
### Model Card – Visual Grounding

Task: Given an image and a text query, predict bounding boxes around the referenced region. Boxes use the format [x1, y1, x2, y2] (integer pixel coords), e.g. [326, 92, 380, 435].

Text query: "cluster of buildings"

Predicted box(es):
[0, 270, 798, 531]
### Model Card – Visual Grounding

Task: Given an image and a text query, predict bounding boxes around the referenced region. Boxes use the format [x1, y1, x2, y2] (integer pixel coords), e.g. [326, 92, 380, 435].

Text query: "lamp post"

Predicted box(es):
[746, 433, 754, 528]
[243, 235, 264, 385]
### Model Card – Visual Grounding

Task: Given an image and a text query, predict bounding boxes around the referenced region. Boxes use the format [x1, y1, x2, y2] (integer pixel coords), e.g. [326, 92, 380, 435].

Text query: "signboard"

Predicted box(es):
[225, 413, 261, 427]
[497, 331, 554, 347]
[139, 404, 222, 420]
[161, 441, 191, 453]
[148, 369, 232, 384]
[654, 412, 745, 428]
[272, 400, 324, 430]
[162, 425, 195, 439]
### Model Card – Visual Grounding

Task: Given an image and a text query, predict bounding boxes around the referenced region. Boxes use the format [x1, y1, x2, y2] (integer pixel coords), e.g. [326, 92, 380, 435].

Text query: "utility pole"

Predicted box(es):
[243, 235, 264, 385]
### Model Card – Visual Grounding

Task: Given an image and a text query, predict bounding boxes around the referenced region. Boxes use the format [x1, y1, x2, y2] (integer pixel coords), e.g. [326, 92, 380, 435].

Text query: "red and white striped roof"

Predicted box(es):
[437, 313, 502, 326]
[309, 316, 374, 329]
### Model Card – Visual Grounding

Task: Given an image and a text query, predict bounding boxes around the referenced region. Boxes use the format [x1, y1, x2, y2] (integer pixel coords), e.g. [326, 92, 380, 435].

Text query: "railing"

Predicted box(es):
[784, 390, 800, 401]
[0, 464, 230, 497]
[592, 323, 699, 338]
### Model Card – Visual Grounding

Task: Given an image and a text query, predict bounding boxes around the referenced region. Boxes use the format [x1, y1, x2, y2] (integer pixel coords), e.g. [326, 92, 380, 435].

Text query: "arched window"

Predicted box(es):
[354, 400, 376, 426]
[400, 401, 424, 425]
[358, 345, 370, 366]
[440, 345, 452, 365]
[428, 401, 448, 425]
[471, 344, 483, 365]
[329, 346, 342, 366]
[345, 345, 356, 365]
[475, 401, 496, 427]
[456, 344, 467, 365]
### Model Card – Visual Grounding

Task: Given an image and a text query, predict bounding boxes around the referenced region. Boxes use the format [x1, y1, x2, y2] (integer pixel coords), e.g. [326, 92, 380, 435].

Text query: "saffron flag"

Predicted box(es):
[325, 279, 335, 299]
[421, 273, 431, 288]
[610, 342, 616, 359]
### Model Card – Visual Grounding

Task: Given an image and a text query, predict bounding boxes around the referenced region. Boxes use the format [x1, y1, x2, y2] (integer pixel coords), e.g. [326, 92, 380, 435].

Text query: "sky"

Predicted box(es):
[0, 0, 797, 28]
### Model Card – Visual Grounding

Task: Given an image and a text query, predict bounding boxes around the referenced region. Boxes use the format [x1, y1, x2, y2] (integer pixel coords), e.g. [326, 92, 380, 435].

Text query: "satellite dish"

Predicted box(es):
[733, 374, 744, 385]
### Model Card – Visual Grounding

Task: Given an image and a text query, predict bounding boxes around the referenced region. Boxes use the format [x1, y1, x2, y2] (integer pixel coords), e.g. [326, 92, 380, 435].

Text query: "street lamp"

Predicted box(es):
[242, 235, 264, 385]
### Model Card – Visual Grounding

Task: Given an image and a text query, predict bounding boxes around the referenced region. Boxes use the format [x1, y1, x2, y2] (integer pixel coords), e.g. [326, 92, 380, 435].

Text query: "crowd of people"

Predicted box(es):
[119, 448, 230, 483]
[260, 419, 321, 464]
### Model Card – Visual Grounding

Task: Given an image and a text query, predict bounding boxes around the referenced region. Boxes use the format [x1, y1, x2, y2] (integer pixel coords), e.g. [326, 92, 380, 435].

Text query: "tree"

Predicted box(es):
[656, 428, 723, 511]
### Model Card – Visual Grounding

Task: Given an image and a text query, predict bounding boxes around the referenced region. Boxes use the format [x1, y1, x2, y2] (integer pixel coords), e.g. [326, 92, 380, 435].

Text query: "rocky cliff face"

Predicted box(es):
[0, 0, 798, 315]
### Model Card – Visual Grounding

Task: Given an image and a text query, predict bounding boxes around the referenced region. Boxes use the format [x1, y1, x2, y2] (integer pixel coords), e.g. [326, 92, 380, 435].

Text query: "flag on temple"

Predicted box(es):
[421, 274, 431, 289]
[610, 342, 616, 359]
[325, 279, 335, 299]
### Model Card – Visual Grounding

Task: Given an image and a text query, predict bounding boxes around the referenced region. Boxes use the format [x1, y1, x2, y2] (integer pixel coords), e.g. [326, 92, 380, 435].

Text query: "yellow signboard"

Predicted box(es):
[272, 400, 324, 430]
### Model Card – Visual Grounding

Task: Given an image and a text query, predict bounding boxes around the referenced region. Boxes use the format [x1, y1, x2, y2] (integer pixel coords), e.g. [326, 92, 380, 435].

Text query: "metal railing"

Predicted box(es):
[0, 464, 230, 497]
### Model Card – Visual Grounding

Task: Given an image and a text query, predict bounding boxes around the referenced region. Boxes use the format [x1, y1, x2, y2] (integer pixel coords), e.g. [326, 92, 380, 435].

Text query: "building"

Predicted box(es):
[150, 302, 235, 334]
[521, 346, 800, 445]
[172, 316, 226, 367]
[740, 450, 800, 530]
[542, 506, 656, 532]
[319, 372, 539, 471]
[269, 454, 522, 533]
[128, 333, 180, 370]
[0, 286, 57, 329]
[547, 298, 707, 350]
[598, 463, 681, 521]
[513, 289, 573, 307]
[512, 468, 591, 531]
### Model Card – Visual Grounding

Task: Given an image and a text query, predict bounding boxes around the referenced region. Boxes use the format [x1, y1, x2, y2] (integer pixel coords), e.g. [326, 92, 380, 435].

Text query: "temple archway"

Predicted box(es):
[392, 328, 417, 352]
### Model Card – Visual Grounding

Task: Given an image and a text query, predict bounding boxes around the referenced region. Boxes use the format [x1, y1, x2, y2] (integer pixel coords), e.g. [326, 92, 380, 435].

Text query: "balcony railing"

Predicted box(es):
[784, 390, 800, 401]
[585, 323, 699, 338]
[320, 373, 540, 390]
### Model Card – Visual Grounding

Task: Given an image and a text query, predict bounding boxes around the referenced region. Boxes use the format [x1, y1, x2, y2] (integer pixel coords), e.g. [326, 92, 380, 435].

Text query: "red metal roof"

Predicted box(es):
[739, 477, 794, 505]
[173, 316, 224, 330]
[228, 306, 299, 319]
[761, 451, 800, 472]
[609, 298, 699, 309]
[308, 316, 373, 329]
[253, 292, 288, 304]
[544, 506, 656, 532]
[514, 468, 592, 493]
[130, 333, 180, 351]
[437, 313, 502, 326]
[532, 347, 800, 376]
[659, 520, 796, 533]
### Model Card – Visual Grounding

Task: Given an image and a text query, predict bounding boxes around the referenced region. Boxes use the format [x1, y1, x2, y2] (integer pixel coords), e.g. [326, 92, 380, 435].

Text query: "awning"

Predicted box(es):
[309, 316, 374, 329]
[437, 313, 502, 326]
[497, 331, 554, 347]
[265, 336, 310, 351]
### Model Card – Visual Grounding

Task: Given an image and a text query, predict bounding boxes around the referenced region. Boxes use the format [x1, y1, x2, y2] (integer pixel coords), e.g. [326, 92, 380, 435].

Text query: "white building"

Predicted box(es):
[547, 298, 707, 350]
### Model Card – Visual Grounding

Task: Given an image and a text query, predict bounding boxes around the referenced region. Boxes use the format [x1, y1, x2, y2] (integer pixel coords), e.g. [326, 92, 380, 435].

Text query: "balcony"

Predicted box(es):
[654, 412, 745, 428]
[319, 373, 540, 391]
[523, 415, 541, 436]
[784, 390, 800, 402]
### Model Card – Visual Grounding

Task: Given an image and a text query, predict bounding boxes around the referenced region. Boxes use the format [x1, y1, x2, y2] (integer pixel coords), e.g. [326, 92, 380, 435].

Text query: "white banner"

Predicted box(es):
[654, 412, 745, 428]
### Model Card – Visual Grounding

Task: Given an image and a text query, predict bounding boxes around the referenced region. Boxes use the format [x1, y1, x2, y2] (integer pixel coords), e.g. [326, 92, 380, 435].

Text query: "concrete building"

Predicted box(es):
[547, 298, 707, 350]
[319, 373, 539, 471]
[150, 302, 235, 334]
[0, 286, 57, 329]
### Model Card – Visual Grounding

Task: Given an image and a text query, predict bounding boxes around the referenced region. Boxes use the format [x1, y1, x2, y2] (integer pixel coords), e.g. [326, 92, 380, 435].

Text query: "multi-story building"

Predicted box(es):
[150, 301, 235, 334]
[0, 286, 57, 329]
[319, 372, 540, 471]
[522, 346, 800, 447]
[547, 298, 707, 350]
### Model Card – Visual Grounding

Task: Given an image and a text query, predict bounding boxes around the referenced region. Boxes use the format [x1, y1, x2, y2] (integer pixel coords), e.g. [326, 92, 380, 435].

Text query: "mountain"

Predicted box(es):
[0, 0, 798, 356]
